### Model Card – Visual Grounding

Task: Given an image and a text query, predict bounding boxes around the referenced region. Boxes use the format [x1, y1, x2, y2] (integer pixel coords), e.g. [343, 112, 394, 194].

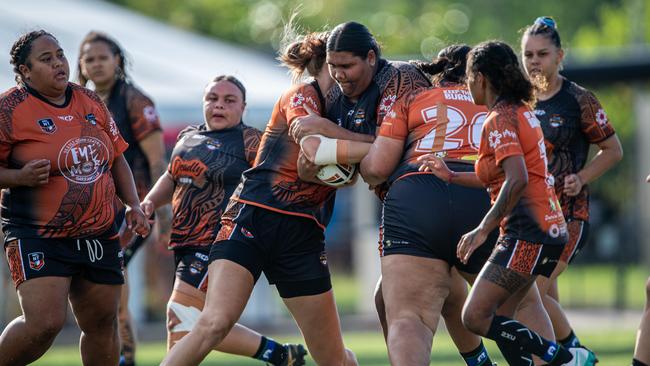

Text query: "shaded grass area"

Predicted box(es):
[36, 329, 637, 365]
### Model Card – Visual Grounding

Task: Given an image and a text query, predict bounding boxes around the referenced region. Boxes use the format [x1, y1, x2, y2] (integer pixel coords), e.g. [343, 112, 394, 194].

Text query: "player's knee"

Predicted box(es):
[194, 313, 234, 345]
[461, 303, 490, 336]
[344, 348, 359, 366]
[374, 288, 385, 319]
[28, 314, 65, 343]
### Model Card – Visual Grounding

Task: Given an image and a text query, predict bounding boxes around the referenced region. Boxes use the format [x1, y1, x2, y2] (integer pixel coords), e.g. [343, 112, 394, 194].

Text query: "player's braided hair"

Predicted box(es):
[523, 16, 562, 49]
[468, 40, 535, 106]
[77, 31, 128, 87]
[10, 30, 55, 85]
[411, 44, 471, 85]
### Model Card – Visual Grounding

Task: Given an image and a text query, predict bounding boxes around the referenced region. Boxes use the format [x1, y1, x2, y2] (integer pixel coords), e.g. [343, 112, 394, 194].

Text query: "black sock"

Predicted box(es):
[253, 336, 286, 365]
[486, 315, 572, 365]
[460, 340, 493, 366]
[633, 358, 649, 366]
[558, 329, 581, 348]
[495, 340, 533, 366]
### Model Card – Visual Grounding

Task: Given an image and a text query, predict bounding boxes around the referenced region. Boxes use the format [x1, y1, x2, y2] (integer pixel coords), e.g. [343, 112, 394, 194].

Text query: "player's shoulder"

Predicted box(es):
[0, 86, 29, 112]
[123, 80, 155, 105]
[241, 123, 262, 139]
[176, 124, 204, 141]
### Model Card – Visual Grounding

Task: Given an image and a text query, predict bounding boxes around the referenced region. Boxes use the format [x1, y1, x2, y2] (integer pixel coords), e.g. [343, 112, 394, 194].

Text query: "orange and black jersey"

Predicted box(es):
[0, 83, 128, 241]
[230, 81, 336, 230]
[167, 123, 260, 249]
[326, 59, 432, 136]
[476, 101, 567, 246]
[107, 79, 161, 200]
[534, 78, 615, 221]
[379, 83, 487, 184]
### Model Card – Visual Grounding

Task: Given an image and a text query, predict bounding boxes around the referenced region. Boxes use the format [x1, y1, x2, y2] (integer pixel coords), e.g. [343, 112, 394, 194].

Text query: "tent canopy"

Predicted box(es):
[1, 0, 291, 127]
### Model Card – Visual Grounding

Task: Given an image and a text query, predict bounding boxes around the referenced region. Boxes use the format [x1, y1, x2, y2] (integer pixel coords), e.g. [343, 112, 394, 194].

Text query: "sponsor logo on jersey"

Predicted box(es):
[523, 111, 541, 128]
[143, 105, 158, 123]
[37, 118, 56, 133]
[443, 89, 473, 102]
[189, 260, 204, 275]
[28, 252, 45, 271]
[171, 157, 208, 186]
[378, 94, 396, 114]
[549, 114, 564, 127]
[488, 130, 503, 148]
[205, 138, 222, 150]
[58, 136, 109, 184]
[58, 115, 74, 122]
[534, 109, 546, 116]
[194, 252, 209, 261]
[290, 93, 305, 108]
[320, 251, 328, 266]
[354, 108, 366, 126]
[84, 113, 97, 125]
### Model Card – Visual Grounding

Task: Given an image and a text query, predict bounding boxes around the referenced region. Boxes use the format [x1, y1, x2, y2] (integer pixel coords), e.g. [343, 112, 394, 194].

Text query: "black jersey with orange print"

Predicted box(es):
[326, 59, 431, 136]
[0, 83, 128, 242]
[379, 83, 488, 184]
[475, 101, 567, 246]
[230, 81, 336, 230]
[167, 123, 260, 249]
[534, 78, 615, 221]
[107, 79, 162, 200]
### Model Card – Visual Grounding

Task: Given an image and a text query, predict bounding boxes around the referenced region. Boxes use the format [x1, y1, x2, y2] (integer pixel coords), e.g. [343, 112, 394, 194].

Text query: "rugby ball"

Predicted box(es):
[317, 163, 358, 187]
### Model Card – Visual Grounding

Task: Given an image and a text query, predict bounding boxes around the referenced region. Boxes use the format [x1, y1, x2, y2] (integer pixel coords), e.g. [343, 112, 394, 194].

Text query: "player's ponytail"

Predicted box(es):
[411, 44, 471, 85]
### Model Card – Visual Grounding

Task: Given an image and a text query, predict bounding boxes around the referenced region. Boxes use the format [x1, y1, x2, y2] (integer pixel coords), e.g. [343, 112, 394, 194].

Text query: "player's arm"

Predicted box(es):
[360, 136, 402, 186]
[0, 159, 51, 188]
[289, 104, 374, 143]
[139, 130, 173, 238]
[140, 172, 175, 218]
[300, 135, 372, 165]
[565, 133, 623, 197]
[112, 154, 150, 236]
[296, 152, 323, 184]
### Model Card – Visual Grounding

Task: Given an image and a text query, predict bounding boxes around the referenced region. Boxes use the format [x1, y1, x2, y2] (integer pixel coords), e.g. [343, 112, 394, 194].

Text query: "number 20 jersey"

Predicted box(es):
[378, 83, 487, 183]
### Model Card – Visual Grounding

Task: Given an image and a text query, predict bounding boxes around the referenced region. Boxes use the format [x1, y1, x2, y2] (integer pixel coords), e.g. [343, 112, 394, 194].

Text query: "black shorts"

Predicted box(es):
[4, 237, 124, 288]
[210, 203, 331, 298]
[380, 170, 497, 274]
[488, 236, 564, 278]
[560, 219, 589, 264]
[174, 247, 210, 292]
[115, 208, 150, 267]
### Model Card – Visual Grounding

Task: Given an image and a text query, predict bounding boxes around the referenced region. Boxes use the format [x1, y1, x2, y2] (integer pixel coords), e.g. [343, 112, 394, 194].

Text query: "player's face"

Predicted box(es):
[327, 50, 376, 100]
[203, 80, 246, 131]
[522, 34, 564, 82]
[20, 36, 69, 97]
[466, 69, 486, 106]
[80, 41, 120, 87]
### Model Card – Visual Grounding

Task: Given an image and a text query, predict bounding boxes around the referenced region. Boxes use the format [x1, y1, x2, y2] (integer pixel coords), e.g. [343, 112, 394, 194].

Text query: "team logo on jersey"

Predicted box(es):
[378, 95, 396, 114]
[84, 113, 97, 125]
[28, 252, 45, 271]
[290, 93, 305, 108]
[595, 109, 608, 127]
[143, 105, 158, 123]
[205, 138, 222, 150]
[58, 115, 74, 122]
[319, 251, 328, 266]
[549, 115, 564, 128]
[240, 227, 254, 239]
[37, 118, 56, 133]
[58, 136, 109, 184]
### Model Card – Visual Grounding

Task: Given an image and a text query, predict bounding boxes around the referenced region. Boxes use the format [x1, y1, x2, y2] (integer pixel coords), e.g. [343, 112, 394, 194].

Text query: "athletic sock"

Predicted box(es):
[253, 336, 287, 365]
[633, 358, 649, 366]
[460, 340, 494, 366]
[486, 315, 572, 365]
[558, 329, 581, 348]
[495, 341, 533, 366]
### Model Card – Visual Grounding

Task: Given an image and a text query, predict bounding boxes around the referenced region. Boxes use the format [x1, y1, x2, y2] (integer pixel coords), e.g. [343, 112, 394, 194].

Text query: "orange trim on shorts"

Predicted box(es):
[235, 198, 326, 231]
[560, 220, 583, 263]
[506, 240, 543, 275]
[5, 240, 26, 288]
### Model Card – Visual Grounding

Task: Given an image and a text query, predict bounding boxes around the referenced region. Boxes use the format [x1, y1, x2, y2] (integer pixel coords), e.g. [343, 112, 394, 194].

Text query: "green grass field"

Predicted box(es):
[36, 329, 637, 365]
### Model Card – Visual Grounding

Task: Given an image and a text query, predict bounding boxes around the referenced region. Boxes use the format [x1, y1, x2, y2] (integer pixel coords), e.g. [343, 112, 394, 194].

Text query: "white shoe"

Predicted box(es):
[564, 347, 598, 366]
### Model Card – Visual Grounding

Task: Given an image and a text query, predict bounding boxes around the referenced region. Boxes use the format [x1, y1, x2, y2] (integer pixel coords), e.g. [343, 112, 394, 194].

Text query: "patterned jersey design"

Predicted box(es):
[534, 78, 615, 221]
[167, 123, 260, 249]
[379, 83, 488, 182]
[107, 79, 162, 200]
[326, 59, 432, 137]
[0, 83, 128, 241]
[475, 101, 567, 245]
[230, 82, 336, 229]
